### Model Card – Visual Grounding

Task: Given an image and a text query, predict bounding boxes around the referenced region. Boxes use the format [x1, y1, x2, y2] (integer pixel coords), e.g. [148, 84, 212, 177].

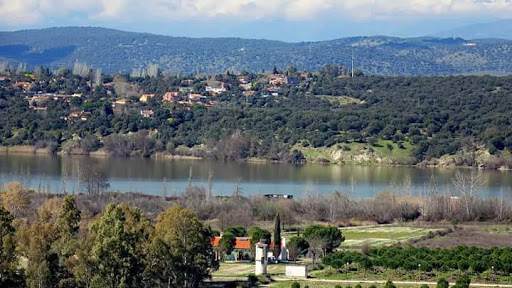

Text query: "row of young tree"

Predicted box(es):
[2, 69, 512, 166]
[0, 196, 218, 288]
[323, 246, 512, 275]
[290, 277, 471, 288]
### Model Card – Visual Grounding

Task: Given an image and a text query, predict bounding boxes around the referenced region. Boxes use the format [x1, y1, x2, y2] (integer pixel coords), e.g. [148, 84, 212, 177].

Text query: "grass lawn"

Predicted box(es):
[340, 225, 441, 249]
[212, 262, 287, 278]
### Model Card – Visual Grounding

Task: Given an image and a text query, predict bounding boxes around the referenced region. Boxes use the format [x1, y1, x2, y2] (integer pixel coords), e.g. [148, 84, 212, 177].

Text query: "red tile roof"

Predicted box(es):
[211, 236, 252, 250]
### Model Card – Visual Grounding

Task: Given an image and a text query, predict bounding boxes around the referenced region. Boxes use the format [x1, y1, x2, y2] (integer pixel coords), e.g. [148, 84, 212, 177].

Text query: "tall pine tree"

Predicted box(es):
[273, 212, 281, 261]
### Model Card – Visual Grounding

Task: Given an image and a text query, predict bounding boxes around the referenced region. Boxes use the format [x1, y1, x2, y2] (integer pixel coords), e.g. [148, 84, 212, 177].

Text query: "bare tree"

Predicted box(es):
[452, 171, 483, 219]
[305, 236, 327, 264]
[72, 61, 91, 77]
[146, 64, 159, 77]
[79, 165, 110, 195]
[94, 68, 102, 86]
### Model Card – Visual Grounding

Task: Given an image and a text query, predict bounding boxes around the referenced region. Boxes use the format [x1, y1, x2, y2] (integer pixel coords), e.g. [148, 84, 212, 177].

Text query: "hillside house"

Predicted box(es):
[268, 74, 286, 86]
[243, 91, 257, 97]
[179, 87, 193, 93]
[237, 75, 250, 84]
[13, 81, 34, 91]
[163, 91, 180, 102]
[240, 83, 252, 91]
[140, 109, 154, 118]
[206, 80, 226, 94]
[66, 111, 90, 121]
[267, 87, 282, 96]
[188, 93, 207, 102]
[139, 93, 156, 103]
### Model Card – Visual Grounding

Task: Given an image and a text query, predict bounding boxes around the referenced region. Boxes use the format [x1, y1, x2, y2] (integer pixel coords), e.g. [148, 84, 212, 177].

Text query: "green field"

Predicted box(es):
[340, 225, 440, 248]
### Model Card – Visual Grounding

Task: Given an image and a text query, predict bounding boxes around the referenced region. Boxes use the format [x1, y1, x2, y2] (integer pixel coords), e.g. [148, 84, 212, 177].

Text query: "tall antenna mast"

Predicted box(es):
[351, 48, 354, 78]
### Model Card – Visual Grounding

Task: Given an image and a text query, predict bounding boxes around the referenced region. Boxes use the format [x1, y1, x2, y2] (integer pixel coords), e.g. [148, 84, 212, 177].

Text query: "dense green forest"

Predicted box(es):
[1, 66, 512, 167]
[2, 27, 512, 75]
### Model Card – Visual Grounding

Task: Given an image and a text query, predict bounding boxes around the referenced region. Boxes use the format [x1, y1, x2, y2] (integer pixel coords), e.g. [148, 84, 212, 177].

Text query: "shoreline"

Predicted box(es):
[1, 145, 511, 171]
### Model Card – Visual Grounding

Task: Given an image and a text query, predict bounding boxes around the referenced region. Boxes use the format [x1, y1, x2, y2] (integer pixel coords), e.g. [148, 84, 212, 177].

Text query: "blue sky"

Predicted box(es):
[0, 0, 510, 42]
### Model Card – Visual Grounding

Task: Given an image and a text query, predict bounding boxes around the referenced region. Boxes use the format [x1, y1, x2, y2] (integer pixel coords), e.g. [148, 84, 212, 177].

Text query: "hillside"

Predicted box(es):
[1, 27, 512, 75]
[1, 68, 512, 168]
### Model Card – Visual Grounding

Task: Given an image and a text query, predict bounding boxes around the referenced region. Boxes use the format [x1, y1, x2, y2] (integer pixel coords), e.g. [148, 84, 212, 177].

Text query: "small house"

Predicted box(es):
[139, 94, 156, 103]
[211, 236, 252, 261]
[206, 81, 227, 94]
[163, 91, 180, 102]
[140, 109, 154, 118]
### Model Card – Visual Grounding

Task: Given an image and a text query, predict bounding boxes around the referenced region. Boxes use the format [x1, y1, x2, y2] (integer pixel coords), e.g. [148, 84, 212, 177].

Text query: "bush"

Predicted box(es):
[355, 285, 362, 288]
[291, 282, 300, 288]
[453, 275, 470, 288]
[436, 279, 449, 288]
[247, 274, 258, 285]
[420, 285, 429, 288]
[334, 285, 342, 288]
[385, 280, 396, 288]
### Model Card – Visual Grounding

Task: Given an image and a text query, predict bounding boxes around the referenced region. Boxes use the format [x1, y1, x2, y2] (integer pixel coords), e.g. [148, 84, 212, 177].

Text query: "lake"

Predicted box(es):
[1, 153, 511, 199]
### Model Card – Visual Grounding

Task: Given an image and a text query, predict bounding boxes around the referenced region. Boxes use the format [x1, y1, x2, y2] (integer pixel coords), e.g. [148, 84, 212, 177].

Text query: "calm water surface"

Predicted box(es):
[1, 153, 511, 199]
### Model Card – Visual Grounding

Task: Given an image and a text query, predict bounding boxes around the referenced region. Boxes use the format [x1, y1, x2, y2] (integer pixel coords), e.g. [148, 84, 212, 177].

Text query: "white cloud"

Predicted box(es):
[1, 0, 512, 26]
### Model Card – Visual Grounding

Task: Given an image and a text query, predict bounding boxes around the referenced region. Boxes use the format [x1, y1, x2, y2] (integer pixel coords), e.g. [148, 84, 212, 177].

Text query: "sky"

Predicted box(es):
[0, 0, 511, 41]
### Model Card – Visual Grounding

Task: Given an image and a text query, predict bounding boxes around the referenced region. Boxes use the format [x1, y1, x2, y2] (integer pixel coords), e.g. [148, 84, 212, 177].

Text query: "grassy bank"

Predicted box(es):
[292, 140, 416, 165]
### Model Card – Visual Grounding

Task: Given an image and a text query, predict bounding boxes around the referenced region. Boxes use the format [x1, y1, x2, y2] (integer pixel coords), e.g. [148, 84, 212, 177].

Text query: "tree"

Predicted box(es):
[287, 236, 309, 263]
[1, 182, 32, 218]
[248, 226, 271, 257]
[52, 196, 82, 286]
[224, 226, 247, 237]
[0, 207, 24, 287]
[57, 196, 81, 237]
[273, 212, 282, 260]
[90, 203, 151, 288]
[79, 165, 110, 195]
[144, 206, 218, 288]
[24, 214, 61, 288]
[303, 225, 344, 254]
[437, 278, 449, 288]
[218, 233, 236, 259]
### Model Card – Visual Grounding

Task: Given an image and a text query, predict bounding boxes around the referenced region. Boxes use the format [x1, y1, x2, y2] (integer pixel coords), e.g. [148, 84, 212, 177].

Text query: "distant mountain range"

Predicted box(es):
[1, 27, 512, 76]
[434, 20, 512, 40]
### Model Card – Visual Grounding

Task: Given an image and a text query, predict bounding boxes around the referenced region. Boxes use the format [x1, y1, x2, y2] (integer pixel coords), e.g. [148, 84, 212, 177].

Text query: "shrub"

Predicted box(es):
[291, 282, 300, 288]
[436, 279, 449, 288]
[385, 280, 396, 288]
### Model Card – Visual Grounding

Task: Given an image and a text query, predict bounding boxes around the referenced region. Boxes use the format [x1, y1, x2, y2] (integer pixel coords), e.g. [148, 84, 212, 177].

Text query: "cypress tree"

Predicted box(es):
[273, 212, 281, 261]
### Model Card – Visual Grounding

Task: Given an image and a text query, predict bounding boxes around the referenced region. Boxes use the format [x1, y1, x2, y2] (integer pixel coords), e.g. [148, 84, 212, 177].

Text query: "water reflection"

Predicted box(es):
[0, 153, 511, 199]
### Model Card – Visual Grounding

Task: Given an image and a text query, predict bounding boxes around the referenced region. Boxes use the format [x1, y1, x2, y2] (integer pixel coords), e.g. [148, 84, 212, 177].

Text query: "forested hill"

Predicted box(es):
[1, 27, 512, 76]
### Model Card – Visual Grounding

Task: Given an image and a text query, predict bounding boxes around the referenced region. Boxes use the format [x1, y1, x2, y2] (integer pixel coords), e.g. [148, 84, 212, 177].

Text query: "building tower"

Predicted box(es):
[255, 239, 268, 275]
